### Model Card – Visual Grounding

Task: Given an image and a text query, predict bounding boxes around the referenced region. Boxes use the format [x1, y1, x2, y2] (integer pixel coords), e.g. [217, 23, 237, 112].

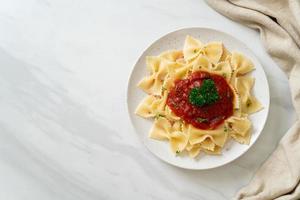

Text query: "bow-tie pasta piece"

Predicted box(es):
[171, 65, 192, 80]
[186, 143, 201, 158]
[183, 35, 203, 61]
[226, 116, 252, 144]
[199, 138, 216, 151]
[225, 116, 251, 144]
[146, 56, 161, 74]
[139, 57, 181, 95]
[235, 76, 263, 114]
[137, 75, 162, 96]
[188, 125, 228, 152]
[220, 45, 232, 62]
[159, 50, 184, 63]
[169, 130, 189, 154]
[135, 94, 167, 118]
[203, 42, 223, 65]
[164, 105, 181, 121]
[162, 64, 192, 92]
[191, 55, 212, 72]
[226, 116, 251, 135]
[146, 56, 181, 75]
[202, 146, 222, 155]
[149, 117, 172, 140]
[210, 60, 233, 82]
[231, 130, 251, 145]
[169, 121, 190, 154]
[231, 52, 255, 75]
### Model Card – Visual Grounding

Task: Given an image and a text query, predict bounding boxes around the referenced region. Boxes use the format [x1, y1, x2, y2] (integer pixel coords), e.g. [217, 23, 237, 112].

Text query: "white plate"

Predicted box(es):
[127, 28, 270, 170]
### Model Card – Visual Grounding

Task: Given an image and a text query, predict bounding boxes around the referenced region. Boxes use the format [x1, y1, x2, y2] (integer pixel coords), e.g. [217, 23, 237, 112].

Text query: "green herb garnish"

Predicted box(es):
[155, 113, 165, 119]
[196, 117, 208, 123]
[176, 150, 180, 154]
[224, 126, 228, 132]
[188, 79, 220, 107]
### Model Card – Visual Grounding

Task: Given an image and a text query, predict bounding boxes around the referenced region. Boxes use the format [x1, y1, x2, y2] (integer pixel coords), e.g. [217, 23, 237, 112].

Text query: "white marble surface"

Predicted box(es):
[0, 0, 296, 199]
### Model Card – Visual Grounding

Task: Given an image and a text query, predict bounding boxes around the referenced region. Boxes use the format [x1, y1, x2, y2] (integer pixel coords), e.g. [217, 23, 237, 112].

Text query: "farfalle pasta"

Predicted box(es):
[136, 35, 263, 158]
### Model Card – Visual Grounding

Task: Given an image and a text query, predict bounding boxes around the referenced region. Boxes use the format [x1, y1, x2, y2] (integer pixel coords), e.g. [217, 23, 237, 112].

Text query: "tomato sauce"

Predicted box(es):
[166, 71, 234, 130]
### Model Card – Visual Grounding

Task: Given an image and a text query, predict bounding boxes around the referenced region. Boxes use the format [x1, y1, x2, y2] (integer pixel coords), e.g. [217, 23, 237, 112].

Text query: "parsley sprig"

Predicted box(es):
[188, 79, 219, 107]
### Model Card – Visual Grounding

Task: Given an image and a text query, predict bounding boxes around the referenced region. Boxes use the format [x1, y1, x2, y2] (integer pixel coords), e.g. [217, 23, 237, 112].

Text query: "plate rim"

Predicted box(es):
[126, 27, 270, 170]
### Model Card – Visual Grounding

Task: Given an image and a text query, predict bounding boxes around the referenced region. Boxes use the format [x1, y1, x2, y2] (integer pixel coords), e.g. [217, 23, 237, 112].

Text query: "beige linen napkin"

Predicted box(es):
[205, 0, 300, 199]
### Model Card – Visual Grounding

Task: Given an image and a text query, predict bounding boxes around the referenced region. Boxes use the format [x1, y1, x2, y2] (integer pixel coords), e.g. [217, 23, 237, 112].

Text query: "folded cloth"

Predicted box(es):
[205, 0, 300, 199]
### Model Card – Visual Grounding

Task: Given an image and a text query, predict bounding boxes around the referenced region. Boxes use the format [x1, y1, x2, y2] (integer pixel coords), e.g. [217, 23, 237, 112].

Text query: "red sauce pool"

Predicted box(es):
[166, 71, 234, 130]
